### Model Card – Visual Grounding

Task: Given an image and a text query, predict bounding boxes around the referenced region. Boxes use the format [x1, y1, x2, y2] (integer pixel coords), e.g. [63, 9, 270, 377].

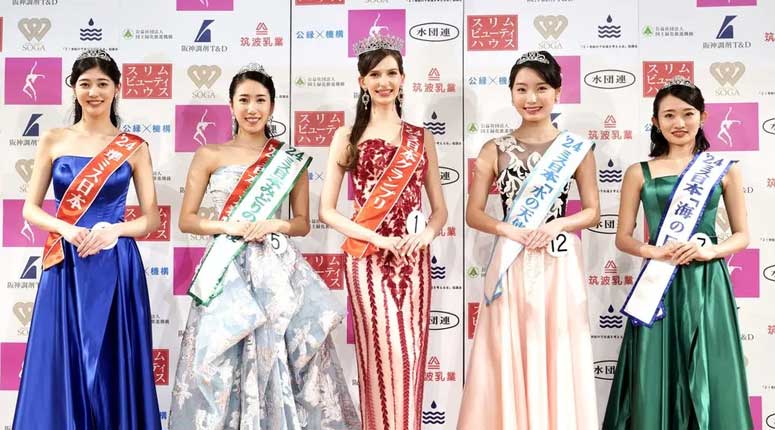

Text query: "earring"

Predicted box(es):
[655, 128, 662, 134]
[398, 87, 404, 108]
[361, 90, 370, 110]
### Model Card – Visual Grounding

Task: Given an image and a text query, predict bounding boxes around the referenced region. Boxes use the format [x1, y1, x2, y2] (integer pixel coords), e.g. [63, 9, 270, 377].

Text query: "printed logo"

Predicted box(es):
[174, 105, 232, 152]
[599, 305, 624, 329]
[152, 349, 169, 385]
[269, 119, 287, 138]
[584, 69, 636, 90]
[409, 22, 459, 42]
[430, 256, 446, 280]
[195, 19, 214, 43]
[294, 111, 344, 147]
[187, 65, 221, 89]
[534, 14, 568, 40]
[122, 64, 172, 99]
[2, 199, 56, 247]
[429, 310, 460, 331]
[439, 166, 460, 186]
[588, 214, 618, 235]
[13, 302, 33, 336]
[704, 102, 758, 151]
[126, 206, 171, 241]
[710, 61, 745, 96]
[16, 158, 33, 185]
[172, 247, 206, 295]
[304, 253, 345, 290]
[727, 248, 759, 298]
[594, 360, 618, 380]
[599, 159, 623, 183]
[467, 302, 480, 339]
[22, 113, 42, 137]
[697, 0, 756, 6]
[467, 15, 518, 51]
[762, 264, 775, 282]
[0, 343, 26, 390]
[20, 256, 40, 280]
[642, 61, 694, 97]
[18, 17, 51, 46]
[556, 56, 581, 103]
[716, 15, 736, 39]
[5, 57, 62, 105]
[762, 118, 775, 136]
[348, 9, 406, 57]
[176, 0, 233, 11]
[598, 15, 622, 38]
[79, 18, 102, 41]
[422, 401, 446, 425]
[423, 111, 446, 136]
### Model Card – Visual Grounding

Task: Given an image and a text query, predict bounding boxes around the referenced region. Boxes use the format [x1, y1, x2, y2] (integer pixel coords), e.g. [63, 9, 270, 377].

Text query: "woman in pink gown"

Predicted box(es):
[459, 50, 600, 430]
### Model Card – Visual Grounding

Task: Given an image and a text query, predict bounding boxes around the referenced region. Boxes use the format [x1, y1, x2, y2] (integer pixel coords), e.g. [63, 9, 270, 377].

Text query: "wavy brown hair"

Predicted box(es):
[340, 48, 404, 171]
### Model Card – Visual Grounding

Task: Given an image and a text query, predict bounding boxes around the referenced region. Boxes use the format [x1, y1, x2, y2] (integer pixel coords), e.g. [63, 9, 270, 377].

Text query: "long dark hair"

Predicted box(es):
[649, 84, 710, 157]
[228, 70, 276, 138]
[508, 50, 562, 90]
[340, 48, 404, 171]
[67, 53, 121, 127]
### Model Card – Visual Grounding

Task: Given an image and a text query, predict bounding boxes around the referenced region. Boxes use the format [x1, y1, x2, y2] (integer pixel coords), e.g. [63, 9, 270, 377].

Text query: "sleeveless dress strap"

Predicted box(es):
[640, 161, 652, 182]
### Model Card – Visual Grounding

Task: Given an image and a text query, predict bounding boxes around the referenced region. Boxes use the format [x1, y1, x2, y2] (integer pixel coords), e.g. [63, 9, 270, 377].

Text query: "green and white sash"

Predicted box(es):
[189, 143, 311, 305]
[485, 131, 594, 304]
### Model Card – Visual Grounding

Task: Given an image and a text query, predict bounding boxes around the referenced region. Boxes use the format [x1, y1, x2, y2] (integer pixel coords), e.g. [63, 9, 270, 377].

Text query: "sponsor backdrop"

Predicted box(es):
[1, 0, 773, 428]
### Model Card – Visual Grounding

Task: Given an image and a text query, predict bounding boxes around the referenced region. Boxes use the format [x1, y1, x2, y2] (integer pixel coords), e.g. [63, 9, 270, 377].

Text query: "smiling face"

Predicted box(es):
[358, 54, 404, 108]
[74, 66, 118, 120]
[653, 94, 707, 150]
[510, 67, 560, 124]
[230, 78, 273, 135]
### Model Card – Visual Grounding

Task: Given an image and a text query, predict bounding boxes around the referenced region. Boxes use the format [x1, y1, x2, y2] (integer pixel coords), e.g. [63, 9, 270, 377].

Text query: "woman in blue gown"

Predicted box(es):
[13, 49, 162, 430]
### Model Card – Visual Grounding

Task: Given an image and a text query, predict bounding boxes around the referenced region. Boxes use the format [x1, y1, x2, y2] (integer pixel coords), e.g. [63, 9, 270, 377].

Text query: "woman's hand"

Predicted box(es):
[525, 220, 564, 251]
[396, 227, 435, 258]
[371, 234, 406, 264]
[76, 224, 119, 258]
[59, 223, 89, 247]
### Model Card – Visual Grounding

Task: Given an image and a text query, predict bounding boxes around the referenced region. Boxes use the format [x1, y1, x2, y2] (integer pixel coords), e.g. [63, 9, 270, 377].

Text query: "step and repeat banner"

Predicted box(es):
[1, 0, 774, 428]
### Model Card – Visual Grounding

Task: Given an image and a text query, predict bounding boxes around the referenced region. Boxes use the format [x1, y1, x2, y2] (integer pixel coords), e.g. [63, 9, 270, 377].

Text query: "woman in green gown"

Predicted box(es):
[602, 79, 753, 430]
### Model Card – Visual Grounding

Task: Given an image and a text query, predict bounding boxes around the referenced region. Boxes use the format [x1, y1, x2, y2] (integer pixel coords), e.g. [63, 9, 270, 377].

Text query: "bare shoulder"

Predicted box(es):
[623, 161, 645, 183]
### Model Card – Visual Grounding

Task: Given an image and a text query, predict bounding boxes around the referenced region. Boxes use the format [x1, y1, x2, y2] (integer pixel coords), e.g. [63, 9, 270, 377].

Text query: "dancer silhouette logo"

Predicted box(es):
[174, 105, 232, 152]
[4, 57, 61, 105]
[704, 102, 758, 151]
[348, 9, 406, 57]
[728, 248, 760, 298]
[2, 199, 55, 247]
[0, 343, 26, 390]
[177, 0, 233, 11]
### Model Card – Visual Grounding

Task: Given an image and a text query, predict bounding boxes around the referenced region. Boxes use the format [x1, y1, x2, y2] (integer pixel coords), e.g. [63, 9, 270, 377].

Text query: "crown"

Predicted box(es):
[516, 51, 550, 65]
[662, 75, 696, 89]
[76, 48, 113, 62]
[353, 34, 404, 56]
[237, 63, 269, 76]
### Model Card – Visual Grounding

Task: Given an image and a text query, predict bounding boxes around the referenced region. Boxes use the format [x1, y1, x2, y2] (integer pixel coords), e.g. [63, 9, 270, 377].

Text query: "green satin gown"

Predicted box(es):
[602, 161, 752, 430]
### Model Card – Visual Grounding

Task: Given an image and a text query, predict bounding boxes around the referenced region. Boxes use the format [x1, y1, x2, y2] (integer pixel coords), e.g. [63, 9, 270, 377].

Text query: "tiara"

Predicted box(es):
[662, 75, 695, 89]
[237, 63, 269, 76]
[76, 48, 112, 62]
[516, 51, 550, 65]
[353, 34, 404, 56]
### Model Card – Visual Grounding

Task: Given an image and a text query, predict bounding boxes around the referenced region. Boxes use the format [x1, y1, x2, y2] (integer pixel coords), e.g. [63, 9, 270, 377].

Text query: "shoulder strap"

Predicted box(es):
[640, 161, 652, 182]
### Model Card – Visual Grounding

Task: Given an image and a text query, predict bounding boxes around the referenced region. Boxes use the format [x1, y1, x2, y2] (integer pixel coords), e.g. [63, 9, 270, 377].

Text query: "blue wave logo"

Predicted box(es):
[20, 256, 40, 280]
[598, 15, 621, 39]
[599, 305, 624, 329]
[423, 111, 446, 136]
[422, 401, 445, 425]
[79, 18, 103, 41]
[599, 159, 623, 183]
[195, 19, 214, 43]
[430, 256, 446, 280]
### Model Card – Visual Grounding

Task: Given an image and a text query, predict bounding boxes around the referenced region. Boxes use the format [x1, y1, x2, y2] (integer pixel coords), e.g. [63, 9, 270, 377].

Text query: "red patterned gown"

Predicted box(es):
[345, 135, 432, 430]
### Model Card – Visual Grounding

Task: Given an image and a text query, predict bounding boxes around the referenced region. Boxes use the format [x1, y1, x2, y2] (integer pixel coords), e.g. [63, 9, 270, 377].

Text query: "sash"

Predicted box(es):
[485, 131, 594, 304]
[188, 142, 312, 306]
[621, 152, 734, 327]
[42, 133, 145, 270]
[342, 122, 425, 258]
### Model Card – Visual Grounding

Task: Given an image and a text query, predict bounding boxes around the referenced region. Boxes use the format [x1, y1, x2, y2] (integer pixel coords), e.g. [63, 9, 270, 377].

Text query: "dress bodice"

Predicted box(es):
[351, 137, 428, 237]
[494, 134, 570, 222]
[640, 161, 723, 244]
[52, 156, 132, 227]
